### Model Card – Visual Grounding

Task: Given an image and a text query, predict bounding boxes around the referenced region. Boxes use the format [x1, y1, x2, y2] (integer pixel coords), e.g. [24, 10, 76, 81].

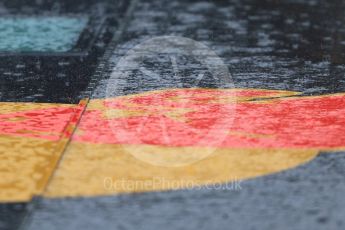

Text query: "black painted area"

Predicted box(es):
[24, 152, 345, 230]
[94, 0, 345, 99]
[0, 0, 128, 103]
[0, 203, 27, 230]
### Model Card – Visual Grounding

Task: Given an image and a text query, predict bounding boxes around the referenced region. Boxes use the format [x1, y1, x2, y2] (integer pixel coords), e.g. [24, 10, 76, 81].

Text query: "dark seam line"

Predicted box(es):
[17, 0, 139, 229]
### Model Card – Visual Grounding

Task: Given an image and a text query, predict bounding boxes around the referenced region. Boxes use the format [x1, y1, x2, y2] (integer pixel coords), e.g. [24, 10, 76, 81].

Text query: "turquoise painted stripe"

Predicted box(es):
[0, 16, 88, 52]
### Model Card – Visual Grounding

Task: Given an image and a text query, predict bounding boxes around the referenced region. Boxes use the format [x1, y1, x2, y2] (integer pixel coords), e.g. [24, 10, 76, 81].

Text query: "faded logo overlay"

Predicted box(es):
[105, 36, 236, 166]
[1, 37, 345, 201]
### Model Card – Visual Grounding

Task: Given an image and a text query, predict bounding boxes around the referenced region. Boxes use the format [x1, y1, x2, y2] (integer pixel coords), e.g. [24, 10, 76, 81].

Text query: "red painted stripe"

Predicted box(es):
[73, 89, 345, 149]
[2, 89, 344, 149]
[0, 100, 87, 141]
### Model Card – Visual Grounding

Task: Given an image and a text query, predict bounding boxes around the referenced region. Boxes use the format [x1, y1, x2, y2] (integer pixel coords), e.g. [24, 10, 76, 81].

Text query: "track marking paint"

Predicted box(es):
[44, 142, 317, 197]
[1, 88, 345, 200]
[0, 101, 86, 202]
[46, 88, 345, 197]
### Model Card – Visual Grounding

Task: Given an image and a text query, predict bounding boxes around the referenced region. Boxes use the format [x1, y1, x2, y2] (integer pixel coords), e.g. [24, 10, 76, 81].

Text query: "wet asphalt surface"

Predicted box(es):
[1, 0, 345, 229]
[24, 152, 345, 230]
[0, 0, 126, 103]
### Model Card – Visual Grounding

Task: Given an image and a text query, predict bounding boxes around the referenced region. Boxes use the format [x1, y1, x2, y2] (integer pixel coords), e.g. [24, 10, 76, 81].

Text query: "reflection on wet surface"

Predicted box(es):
[95, 0, 345, 100]
[1, 88, 345, 199]
[45, 142, 318, 198]
[1, 0, 344, 103]
[0, 0, 127, 228]
[1, 0, 345, 229]
[0, 135, 61, 202]
[0, 16, 88, 52]
[0, 102, 84, 202]
[0, 103, 77, 140]
[40, 88, 345, 197]
[77, 89, 345, 149]
[0, 0, 125, 104]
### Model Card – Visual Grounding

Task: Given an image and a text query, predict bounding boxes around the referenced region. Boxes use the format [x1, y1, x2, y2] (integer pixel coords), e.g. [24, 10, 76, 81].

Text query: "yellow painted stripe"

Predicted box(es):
[44, 88, 345, 198]
[44, 141, 318, 198]
[0, 135, 60, 202]
[0, 102, 74, 115]
[2, 88, 345, 200]
[0, 100, 87, 202]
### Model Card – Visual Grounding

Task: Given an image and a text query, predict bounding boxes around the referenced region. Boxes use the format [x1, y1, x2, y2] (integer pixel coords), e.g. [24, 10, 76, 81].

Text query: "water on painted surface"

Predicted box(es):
[0, 16, 88, 52]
